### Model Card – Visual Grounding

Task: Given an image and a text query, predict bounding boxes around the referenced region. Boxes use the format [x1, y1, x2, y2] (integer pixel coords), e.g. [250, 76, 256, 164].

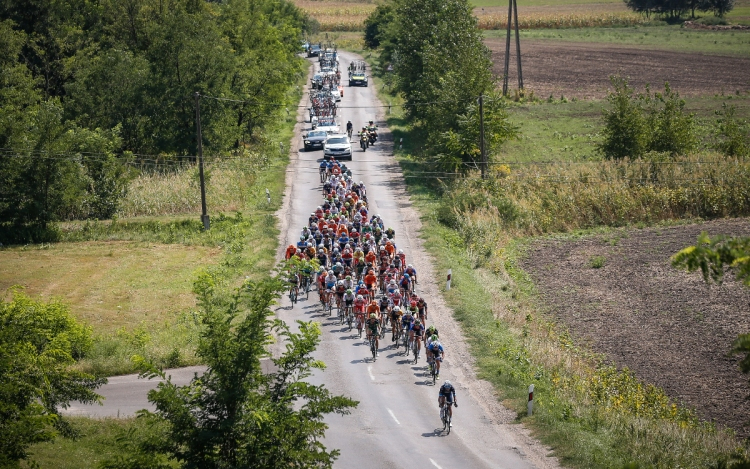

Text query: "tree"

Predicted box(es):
[648, 82, 697, 156]
[709, 0, 735, 17]
[599, 76, 650, 159]
[715, 103, 749, 158]
[672, 233, 750, 393]
[363, 3, 394, 49]
[432, 90, 518, 172]
[102, 273, 357, 469]
[385, 0, 494, 131]
[0, 289, 105, 468]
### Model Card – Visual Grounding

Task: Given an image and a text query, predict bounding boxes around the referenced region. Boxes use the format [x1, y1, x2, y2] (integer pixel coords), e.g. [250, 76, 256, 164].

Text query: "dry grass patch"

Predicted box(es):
[0, 241, 220, 334]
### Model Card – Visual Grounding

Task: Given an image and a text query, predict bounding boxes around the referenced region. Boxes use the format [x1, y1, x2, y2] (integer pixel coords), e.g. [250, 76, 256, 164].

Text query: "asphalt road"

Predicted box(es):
[274, 51, 538, 469]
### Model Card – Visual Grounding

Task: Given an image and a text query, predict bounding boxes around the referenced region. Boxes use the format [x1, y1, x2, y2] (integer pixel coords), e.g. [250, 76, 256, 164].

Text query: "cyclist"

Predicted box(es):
[364, 269, 377, 294]
[416, 296, 428, 324]
[427, 334, 445, 378]
[410, 318, 425, 360]
[425, 324, 438, 344]
[438, 380, 457, 424]
[366, 312, 381, 355]
[390, 305, 403, 341]
[285, 244, 297, 260]
[346, 120, 353, 138]
[335, 280, 346, 309]
[343, 288, 355, 317]
[399, 273, 412, 295]
[404, 264, 417, 284]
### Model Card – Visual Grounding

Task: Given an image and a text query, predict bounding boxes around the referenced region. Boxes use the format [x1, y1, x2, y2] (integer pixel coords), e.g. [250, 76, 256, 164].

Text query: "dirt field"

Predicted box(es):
[520, 218, 750, 437]
[487, 39, 750, 98]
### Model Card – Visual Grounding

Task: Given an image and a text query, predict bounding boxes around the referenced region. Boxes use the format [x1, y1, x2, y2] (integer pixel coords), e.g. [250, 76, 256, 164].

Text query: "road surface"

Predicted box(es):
[273, 51, 557, 469]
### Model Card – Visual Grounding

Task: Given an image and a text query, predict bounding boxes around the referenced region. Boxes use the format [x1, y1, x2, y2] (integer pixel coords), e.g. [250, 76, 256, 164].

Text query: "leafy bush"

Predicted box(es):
[0, 289, 104, 467]
[715, 103, 749, 158]
[600, 77, 697, 159]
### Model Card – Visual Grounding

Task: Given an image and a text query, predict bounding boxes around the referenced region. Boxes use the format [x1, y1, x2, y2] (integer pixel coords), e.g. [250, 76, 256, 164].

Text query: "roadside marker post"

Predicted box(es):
[446, 269, 452, 291]
[399, 138, 403, 150]
[527, 384, 534, 416]
[266, 189, 271, 204]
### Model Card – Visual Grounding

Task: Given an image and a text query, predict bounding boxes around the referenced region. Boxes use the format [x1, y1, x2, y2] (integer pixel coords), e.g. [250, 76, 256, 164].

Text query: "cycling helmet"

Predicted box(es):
[431, 334, 438, 341]
[359, 181, 364, 185]
[444, 380, 451, 386]
[328, 270, 334, 275]
[415, 319, 421, 325]
[346, 289, 353, 293]
[393, 306, 401, 312]
[370, 313, 376, 318]
[318, 244, 324, 248]
[337, 280, 344, 285]
[357, 295, 363, 300]
[390, 279, 396, 285]
[336, 262, 342, 267]
[346, 275, 352, 280]
[398, 249, 404, 254]
[307, 243, 312, 248]
[300, 235, 305, 241]
[404, 274, 410, 278]
[408, 264, 413, 268]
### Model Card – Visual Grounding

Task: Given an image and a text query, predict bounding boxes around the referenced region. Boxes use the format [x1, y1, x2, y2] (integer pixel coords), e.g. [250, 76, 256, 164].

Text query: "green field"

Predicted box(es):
[471, 0, 620, 6]
[501, 93, 750, 162]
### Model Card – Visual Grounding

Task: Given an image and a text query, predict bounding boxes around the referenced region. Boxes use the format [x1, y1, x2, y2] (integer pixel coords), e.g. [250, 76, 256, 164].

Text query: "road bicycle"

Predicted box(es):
[356, 314, 364, 338]
[441, 402, 452, 434]
[346, 304, 354, 331]
[412, 338, 420, 364]
[319, 167, 326, 183]
[369, 334, 377, 361]
[325, 290, 334, 316]
[289, 284, 298, 305]
[428, 354, 438, 385]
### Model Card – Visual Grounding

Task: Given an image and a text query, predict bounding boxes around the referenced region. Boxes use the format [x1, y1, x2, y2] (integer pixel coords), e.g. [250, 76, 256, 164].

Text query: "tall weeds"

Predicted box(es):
[439, 153, 750, 247]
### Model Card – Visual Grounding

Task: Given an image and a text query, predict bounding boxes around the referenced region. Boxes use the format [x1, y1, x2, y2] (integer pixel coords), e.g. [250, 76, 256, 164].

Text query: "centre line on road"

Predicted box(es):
[429, 458, 443, 469]
[387, 408, 401, 425]
[367, 365, 375, 381]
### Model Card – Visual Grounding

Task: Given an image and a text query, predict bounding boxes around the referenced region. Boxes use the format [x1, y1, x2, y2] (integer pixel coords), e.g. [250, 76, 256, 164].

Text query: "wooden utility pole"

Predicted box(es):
[502, 0, 524, 96]
[194, 92, 210, 230]
[479, 95, 486, 179]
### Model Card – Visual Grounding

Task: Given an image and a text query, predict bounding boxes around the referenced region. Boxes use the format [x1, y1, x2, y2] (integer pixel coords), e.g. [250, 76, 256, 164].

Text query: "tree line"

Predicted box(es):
[0, 0, 312, 241]
[625, 0, 735, 19]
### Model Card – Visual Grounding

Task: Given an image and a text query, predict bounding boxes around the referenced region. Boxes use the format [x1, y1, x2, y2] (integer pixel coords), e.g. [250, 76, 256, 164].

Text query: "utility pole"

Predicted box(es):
[479, 95, 486, 179]
[502, 0, 524, 96]
[194, 92, 210, 230]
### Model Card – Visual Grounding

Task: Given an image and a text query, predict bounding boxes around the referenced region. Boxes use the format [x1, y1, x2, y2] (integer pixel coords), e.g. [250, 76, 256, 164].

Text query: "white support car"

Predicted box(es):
[323, 134, 352, 161]
[316, 119, 340, 134]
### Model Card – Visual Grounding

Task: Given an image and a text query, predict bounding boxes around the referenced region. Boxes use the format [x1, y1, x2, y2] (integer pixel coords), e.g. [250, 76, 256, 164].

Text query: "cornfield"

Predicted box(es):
[296, 1, 648, 31]
[476, 12, 648, 30]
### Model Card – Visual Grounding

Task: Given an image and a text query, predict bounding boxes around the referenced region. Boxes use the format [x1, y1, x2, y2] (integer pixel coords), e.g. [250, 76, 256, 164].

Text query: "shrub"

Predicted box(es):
[715, 103, 749, 158]
[599, 76, 650, 160]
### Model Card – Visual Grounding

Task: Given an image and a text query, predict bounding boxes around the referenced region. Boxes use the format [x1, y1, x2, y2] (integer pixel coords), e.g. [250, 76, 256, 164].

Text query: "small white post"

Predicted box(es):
[399, 137, 403, 150]
[266, 188, 271, 204]
[446, 269, 452, 290]
[527, 384, 534, 416]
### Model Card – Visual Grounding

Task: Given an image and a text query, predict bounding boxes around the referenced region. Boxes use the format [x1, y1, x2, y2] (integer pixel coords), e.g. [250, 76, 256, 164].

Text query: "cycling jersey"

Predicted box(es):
[411, 323, 425, 337]
[366, 318, 380, 333]
[439, 383, 456, 402]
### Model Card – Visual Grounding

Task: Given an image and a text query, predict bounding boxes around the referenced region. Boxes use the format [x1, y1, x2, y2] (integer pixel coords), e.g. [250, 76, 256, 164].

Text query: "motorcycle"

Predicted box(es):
[367, 131, 376, 145]
[360, 134, 368, 152]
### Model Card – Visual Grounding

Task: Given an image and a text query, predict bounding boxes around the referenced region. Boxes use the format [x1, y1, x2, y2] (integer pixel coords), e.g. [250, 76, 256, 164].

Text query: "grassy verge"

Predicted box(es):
[483, 26, 750, 56]
[0, 69, 305, 377]
[364, 56, 747, 466]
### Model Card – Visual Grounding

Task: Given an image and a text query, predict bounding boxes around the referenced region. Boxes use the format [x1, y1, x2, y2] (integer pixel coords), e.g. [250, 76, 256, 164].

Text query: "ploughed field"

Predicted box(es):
[520, 218, 750, 437]
[487, 39, 750, 99]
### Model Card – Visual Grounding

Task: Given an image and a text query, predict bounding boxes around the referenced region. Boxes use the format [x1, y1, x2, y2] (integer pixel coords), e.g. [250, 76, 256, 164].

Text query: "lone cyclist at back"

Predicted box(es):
[438, 380, 458, 426]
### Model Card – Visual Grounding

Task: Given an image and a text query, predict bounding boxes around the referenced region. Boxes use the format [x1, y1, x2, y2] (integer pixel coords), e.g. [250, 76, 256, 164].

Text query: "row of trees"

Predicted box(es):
[599, 76, 749, 160]
[0, 0, 312, 239]
[364, 0, 518, 173]
[625, 0, 735, 19]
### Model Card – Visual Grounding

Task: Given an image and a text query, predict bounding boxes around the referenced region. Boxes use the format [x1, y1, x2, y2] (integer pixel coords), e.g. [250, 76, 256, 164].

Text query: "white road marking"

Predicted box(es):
[367, 365, 375, 381]
[429, 458, 443, 469]
[387, 408, 400, 425]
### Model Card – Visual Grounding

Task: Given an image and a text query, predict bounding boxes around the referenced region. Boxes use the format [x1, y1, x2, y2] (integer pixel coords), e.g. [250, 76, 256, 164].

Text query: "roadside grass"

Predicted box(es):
[22, 417, 174, 469]
[485, 26, 750, 56]
[365, 57, 747, 466]
[0, 73, 304, 377]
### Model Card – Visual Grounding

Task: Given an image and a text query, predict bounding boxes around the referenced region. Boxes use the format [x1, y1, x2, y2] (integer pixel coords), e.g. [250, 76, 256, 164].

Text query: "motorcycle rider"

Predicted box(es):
[346, 120, 353, 139]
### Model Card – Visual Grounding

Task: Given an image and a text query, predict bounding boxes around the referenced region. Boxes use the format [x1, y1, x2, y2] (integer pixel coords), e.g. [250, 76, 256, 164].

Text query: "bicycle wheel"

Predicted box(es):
[431, 363, 437, 385]
[370, 338, 376, 360]
[347, 311, 353, 331]
[413, 344, 419, 364]
[446, 412, 451, 434]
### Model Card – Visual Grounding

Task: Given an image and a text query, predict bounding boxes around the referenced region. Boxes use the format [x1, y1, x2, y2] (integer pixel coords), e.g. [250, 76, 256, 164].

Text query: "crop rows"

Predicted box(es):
[476, 12, 648, 30]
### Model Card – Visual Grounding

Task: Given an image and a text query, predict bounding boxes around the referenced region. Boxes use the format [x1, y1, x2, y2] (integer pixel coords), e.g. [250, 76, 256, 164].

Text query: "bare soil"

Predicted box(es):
[520, 218, 750, 437]
[486, 39, 750, 98]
